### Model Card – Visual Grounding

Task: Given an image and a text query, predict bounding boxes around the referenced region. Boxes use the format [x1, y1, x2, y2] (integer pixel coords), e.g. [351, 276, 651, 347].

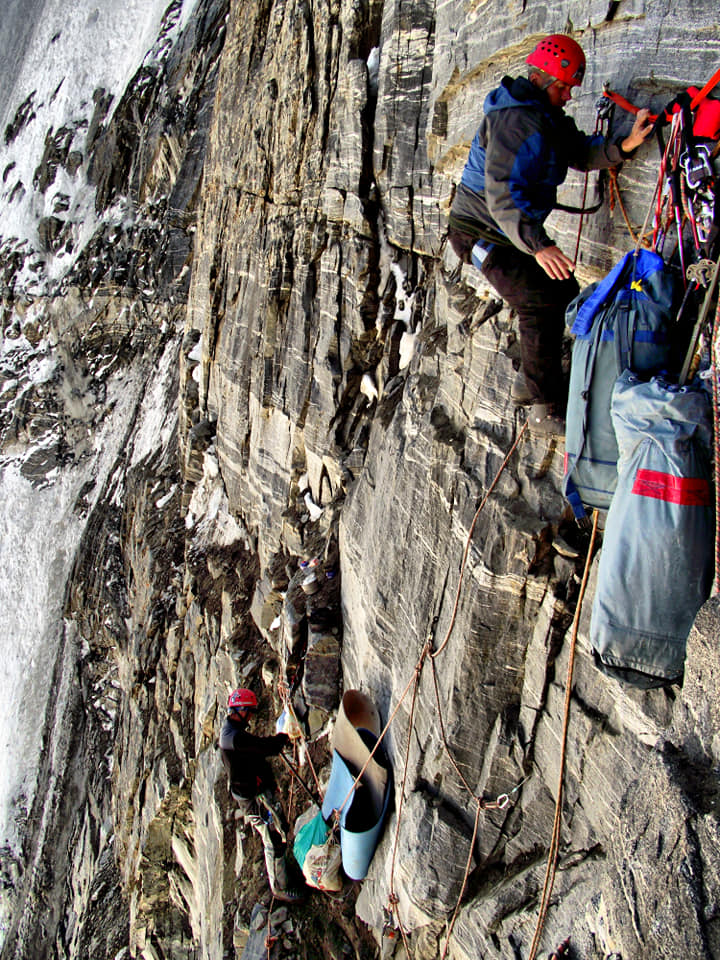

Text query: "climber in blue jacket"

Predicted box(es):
[448, 33, 653, 437]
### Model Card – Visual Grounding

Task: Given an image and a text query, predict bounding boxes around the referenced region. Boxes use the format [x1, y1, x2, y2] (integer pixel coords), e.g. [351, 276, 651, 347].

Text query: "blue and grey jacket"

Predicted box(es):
[450, 76, 628, 256]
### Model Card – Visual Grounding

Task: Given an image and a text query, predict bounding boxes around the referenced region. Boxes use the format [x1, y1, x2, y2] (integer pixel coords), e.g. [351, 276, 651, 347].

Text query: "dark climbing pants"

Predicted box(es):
[449, 227, 579, 407]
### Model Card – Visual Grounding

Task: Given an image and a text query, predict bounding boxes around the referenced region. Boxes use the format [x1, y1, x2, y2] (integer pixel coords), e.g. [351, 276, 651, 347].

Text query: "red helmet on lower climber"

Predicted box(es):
[228, 687, 258, 712]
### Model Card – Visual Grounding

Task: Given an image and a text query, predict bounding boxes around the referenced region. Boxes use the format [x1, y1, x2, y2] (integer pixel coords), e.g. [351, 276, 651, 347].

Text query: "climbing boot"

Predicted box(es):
[267, 855, 306, 903]
[510, 370, 534, 406]
[528, 403, 565, 439]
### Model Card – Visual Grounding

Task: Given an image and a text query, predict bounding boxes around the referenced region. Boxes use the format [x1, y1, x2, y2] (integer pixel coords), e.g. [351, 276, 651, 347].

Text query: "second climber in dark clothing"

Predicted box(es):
[448, 33, 654, 438]
[219, 686, 304, 902]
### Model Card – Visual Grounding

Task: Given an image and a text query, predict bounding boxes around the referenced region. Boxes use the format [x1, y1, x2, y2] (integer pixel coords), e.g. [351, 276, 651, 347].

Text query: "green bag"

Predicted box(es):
[293, 807, 342, 891]
[293, 809, 330, 868]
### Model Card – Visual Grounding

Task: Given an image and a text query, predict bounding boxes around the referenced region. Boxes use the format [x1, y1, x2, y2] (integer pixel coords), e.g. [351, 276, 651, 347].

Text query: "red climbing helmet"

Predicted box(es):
[526, 34, 586, 87]
[228, 687, 258, 712]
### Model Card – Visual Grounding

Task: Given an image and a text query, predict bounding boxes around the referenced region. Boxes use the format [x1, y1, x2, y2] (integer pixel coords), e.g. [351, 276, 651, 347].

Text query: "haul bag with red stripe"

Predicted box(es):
[590, 371, 714, 686]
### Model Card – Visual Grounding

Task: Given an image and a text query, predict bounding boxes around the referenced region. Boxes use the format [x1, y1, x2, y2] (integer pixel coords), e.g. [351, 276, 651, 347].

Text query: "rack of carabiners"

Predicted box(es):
[602, 72, 720, 254]
[602, 68, 720, 594]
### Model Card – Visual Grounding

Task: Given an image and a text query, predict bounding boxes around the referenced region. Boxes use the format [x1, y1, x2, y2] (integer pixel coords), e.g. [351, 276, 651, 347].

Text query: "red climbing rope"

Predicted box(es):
[712, 299, 720, 596]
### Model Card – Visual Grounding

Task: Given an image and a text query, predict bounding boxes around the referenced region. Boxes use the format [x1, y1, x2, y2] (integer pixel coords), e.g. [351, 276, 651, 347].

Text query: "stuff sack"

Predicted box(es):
[590, 371, 714, 686]
[293, 807, 343, 892]
[563, 249, 675, 518]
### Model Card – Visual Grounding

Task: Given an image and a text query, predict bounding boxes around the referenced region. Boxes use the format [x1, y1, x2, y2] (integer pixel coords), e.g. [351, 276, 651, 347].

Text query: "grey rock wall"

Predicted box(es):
[3, 1, 720, 959]
[182, 0, 720, 957]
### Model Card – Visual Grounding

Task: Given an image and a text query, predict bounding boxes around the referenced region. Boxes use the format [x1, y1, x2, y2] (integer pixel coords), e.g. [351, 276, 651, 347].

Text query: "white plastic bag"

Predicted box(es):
[276, 703, 303, 740]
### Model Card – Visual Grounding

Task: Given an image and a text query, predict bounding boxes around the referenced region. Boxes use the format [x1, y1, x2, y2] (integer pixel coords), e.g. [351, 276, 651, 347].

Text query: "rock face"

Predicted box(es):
[3, 1, 720, 959]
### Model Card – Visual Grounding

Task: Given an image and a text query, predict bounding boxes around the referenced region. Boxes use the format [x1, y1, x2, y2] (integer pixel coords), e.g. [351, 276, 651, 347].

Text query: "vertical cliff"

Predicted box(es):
[2, 2, 720, 959]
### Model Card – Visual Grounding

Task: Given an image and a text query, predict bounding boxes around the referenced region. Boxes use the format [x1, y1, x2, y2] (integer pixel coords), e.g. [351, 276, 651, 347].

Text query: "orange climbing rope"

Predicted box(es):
[307, 416, 532, 954]
[431, 421, 529, 659]
[354, 420, 541, 954]
[607, 168, 653, 248]
[526, 509, 600, 960]
[279, 414, 596, 959]
[387, 646, 427, 957]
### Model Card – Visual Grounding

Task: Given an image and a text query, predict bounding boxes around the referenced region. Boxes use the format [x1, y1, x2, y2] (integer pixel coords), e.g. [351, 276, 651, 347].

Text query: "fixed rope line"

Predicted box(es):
[429, 652, 514, 960]
[333, 641, 433, 819]
[331, 416, 529, 817]
[429, 656, 476, 797]
[387, 646, 427, 958]
[277, 681, 324, 800]
[279, 751, 322, 807]
[431, 420, 529, 660]
[287, 740, 297, 822]
[315, 420, 530, 956]
[299, 737, 323, 798]
[439, 800, 483, 960]
[608, 169, 653, 248]
[635, 173, 661, 259]
[383, 645, 526, 960]
[527, 509, 600, 960]
[389, 650, 426, 891]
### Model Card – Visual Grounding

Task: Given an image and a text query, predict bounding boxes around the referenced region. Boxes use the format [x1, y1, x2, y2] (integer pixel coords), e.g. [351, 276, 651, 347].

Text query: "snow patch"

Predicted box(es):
[187, 337, 203, 364]
[131, 335, 180, 467]
[399, 331, 417, 370]
[186, 450, 247, 548]
[0, 364, 154, 866]
[360, 372, 378, 403]
[390, 262, 415, 326]
[0, 0, 200, 295]
[303, 491, 324, 521]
